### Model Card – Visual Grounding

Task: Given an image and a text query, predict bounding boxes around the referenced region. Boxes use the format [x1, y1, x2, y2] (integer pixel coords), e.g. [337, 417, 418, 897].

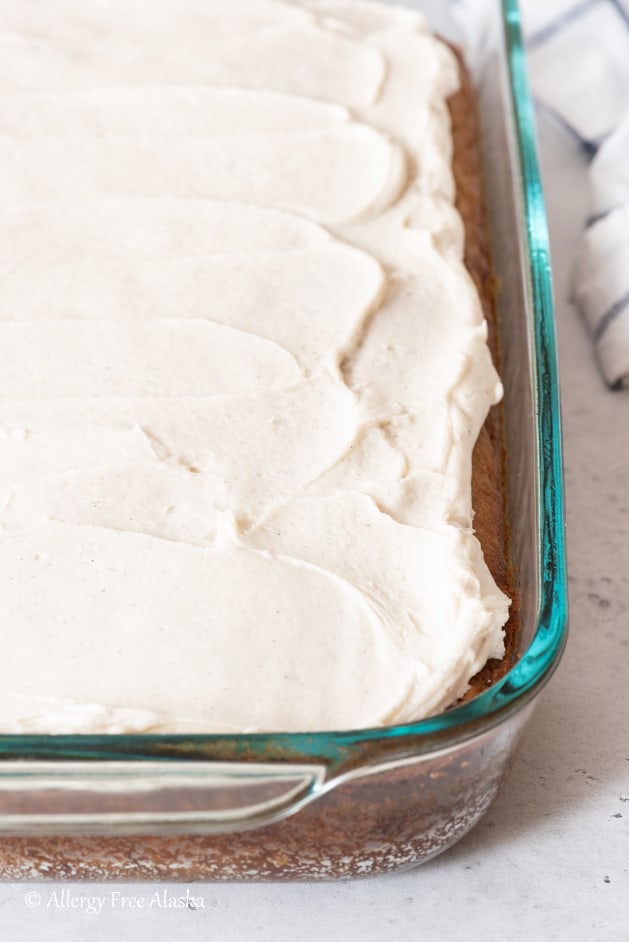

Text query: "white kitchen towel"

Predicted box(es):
[454, 0, 629, 389]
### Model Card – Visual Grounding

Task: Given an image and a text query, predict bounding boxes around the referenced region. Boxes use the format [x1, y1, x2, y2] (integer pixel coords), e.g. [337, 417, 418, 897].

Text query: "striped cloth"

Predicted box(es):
[455, 0, 629, 389]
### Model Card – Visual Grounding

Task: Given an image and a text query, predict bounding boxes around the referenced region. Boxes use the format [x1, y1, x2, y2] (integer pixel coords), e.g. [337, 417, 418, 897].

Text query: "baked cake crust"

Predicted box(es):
[449, 49, 519, 694]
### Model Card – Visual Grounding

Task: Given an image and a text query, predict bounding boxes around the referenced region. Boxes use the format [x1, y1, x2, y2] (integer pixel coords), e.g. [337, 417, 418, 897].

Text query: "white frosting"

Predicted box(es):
[0, 0, 510, 733]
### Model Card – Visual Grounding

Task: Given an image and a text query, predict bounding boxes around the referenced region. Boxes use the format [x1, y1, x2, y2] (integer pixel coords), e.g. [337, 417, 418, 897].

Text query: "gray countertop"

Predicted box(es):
[2, 101, 629, 942]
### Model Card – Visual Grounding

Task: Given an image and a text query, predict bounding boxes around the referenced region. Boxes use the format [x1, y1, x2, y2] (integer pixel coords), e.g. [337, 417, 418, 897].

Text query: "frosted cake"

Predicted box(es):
[0, 0, 511, 733]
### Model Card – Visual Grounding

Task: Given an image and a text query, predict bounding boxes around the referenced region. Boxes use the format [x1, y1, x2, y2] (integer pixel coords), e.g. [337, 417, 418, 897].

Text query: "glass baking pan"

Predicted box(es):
[0, 0, 567, 880]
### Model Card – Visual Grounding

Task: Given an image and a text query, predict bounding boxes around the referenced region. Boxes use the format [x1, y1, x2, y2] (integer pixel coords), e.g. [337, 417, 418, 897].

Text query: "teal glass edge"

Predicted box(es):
[0, 0, 568, 771]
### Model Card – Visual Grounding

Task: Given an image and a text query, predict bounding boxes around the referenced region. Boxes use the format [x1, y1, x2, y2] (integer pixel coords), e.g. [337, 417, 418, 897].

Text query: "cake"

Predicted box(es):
[0, 0, 511, 734]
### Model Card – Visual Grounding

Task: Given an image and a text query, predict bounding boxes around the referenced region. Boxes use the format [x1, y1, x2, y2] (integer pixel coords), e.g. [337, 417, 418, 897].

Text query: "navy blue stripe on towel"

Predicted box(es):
[533, 98, 602, 154]
[527, 0, 604, 49]
[608, 0, 629, 27]
[593, 289, 629, 343]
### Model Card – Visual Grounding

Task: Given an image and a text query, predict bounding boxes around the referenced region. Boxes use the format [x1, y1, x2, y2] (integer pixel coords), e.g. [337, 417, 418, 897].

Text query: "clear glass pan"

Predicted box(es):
[0, 0, 568, 880]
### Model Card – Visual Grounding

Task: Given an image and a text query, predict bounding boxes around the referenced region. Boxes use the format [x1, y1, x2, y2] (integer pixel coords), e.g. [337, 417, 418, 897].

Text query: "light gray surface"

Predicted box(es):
[2, 99, 629, 942]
